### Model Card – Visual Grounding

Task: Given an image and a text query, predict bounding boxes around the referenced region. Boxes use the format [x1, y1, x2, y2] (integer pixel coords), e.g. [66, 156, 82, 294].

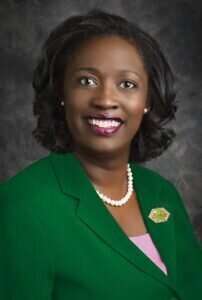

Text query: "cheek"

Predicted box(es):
[127, 98, 145, 118]
[64, 104, 79, 131]
[63, 96, 87, 134]
[64, 91, 83, 117]
[64, 87, 89, 111]
[125, 96, 146, 130]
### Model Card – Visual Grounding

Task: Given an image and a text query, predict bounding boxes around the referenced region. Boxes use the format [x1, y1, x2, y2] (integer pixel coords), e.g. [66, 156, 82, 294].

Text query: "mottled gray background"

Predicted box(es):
[0, 0, 201, 242]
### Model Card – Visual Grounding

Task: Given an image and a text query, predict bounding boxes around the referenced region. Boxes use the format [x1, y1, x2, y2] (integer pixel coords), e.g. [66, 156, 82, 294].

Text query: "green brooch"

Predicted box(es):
[149, 207, 170, 223]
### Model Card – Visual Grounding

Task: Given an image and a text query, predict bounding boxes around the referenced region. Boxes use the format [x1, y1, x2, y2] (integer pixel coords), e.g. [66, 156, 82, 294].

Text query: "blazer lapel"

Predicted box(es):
[133, 166, 178, 287]
[49, 152, 178, 293]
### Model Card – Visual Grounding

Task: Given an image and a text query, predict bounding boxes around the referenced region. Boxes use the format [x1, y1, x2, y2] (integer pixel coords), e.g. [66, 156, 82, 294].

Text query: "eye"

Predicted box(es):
[119, 81, 137, 89]
[78, 77, 97, 86]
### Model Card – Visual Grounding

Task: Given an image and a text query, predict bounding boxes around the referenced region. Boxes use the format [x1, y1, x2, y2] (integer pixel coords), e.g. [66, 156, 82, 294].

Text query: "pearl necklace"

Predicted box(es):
[95, 164, 133, 207]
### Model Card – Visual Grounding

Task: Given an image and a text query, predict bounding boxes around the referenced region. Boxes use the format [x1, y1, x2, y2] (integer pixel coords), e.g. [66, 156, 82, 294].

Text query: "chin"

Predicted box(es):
[77, 139, 129, 157]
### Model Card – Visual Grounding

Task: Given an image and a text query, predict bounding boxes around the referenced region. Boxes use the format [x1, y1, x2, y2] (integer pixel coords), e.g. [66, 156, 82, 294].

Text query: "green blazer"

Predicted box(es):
[0, 152, 202, 300]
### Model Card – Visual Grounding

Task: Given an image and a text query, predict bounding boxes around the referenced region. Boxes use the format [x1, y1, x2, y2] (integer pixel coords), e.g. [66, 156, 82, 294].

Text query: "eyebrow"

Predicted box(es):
[73, 67, 143, 79]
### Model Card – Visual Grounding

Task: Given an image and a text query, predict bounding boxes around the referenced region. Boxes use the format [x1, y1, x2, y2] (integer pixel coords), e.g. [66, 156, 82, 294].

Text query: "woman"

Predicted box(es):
[0, 8, 201, 300]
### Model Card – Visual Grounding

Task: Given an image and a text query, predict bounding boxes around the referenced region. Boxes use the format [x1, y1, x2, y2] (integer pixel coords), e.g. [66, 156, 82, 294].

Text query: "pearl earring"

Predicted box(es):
[61, 101, 64, 106]
[144, 108, 148, 114]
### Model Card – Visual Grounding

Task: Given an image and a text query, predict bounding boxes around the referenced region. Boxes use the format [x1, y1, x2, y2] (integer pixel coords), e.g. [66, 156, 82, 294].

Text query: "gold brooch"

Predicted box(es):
[148, 207, 170, 223]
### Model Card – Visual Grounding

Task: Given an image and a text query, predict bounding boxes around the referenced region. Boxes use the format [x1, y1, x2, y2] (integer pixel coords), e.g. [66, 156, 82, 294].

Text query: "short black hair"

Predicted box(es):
[32, 8, 177, 163]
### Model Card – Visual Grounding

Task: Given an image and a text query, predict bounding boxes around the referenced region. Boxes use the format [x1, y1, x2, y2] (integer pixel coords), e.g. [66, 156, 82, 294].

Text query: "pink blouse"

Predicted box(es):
[129, 233, 168, 275]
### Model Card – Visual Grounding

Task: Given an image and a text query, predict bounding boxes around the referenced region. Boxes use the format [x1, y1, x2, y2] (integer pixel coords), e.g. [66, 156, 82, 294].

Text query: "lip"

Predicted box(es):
[85, 114, 124, 123]
[85, 118, 123, 137]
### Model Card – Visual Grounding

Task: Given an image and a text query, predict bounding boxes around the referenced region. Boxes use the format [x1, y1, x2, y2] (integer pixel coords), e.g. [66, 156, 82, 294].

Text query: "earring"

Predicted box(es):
[144, 108, 148, 114]
[61, 101, 64, 106]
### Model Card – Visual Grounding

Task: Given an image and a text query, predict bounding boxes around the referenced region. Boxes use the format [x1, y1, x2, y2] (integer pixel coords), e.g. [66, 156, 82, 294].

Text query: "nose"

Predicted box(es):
[90, 84, 119, 110]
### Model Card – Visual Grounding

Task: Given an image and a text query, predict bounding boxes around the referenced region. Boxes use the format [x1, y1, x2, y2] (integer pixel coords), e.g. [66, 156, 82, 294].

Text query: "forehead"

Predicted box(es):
[66, 35, 147, 77]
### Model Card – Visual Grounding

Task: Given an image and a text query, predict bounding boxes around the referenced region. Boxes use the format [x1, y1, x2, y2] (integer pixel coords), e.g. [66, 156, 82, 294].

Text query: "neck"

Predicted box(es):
[73, 147, 131, 199]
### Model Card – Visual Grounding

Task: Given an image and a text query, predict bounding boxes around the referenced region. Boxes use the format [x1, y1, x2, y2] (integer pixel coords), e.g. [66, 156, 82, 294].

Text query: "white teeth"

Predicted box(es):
[87, 118, 121, 128]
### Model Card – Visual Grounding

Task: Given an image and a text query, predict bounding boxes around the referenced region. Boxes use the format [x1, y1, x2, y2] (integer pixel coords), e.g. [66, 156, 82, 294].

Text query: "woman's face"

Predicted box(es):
[63, 35, 148, 158]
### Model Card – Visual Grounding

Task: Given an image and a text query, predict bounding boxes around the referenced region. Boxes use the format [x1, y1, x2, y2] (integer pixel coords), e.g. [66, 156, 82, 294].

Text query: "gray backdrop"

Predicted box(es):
[0, 0, 201, 242]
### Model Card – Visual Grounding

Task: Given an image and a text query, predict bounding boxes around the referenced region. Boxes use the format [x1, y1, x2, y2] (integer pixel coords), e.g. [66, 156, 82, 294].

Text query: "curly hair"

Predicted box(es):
[32, 8, 177, 163]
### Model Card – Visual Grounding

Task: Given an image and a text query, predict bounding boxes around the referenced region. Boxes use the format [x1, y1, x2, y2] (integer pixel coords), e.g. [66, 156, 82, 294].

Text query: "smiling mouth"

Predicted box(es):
[85, 118, 123, 136]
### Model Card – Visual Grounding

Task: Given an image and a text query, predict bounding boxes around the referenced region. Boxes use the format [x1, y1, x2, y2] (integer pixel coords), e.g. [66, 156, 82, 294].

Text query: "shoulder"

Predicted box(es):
[0, 153, 56, 209]
[130, 162, 189, 218]
[131, 161, 178, 195]
[0, 156, 55, 287]
[0, 153, 64, 241]
[0, 153, 54, 190]
[1, 153, 51, 186]
[132, 163, 196, 225]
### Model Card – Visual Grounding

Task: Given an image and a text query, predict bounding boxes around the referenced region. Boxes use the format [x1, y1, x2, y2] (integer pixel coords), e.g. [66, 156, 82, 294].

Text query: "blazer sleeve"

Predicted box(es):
[0, 187, 54, 300]
[164, 181, 202, 299]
